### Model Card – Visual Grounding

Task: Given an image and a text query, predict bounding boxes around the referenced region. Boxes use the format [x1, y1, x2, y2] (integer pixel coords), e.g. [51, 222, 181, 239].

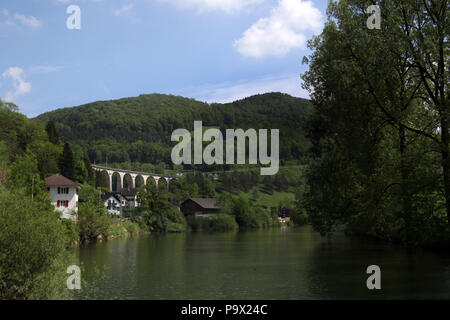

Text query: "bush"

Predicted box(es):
[142, 204, 187, 233]
[187, 214, 238, 232]
[123, 220, 141, 235]
[78, 202, 112, 242]
[254, 207, 278, 228]
[232, 196, 260, 229]
[139, 188, 187, 233]
[60, 219, 79, 245]
[106, 222, 129, 239]
[0, 187, 74, 299]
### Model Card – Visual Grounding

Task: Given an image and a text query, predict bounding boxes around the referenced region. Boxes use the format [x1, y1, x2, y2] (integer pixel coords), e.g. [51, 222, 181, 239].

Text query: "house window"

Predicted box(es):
[58, 200, 69, 207]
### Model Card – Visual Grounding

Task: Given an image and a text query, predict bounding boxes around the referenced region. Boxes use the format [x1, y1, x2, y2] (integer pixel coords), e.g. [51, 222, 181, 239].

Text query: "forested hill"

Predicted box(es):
[34, 92, 313, 167]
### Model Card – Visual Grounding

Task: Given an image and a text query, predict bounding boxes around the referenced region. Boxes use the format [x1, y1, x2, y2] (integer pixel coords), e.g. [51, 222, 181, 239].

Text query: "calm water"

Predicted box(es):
[76, 226, 450, 299]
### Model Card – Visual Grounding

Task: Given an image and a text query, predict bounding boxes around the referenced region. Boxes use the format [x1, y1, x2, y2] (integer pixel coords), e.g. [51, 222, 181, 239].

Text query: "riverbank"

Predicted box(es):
[66, 210, 294, 247]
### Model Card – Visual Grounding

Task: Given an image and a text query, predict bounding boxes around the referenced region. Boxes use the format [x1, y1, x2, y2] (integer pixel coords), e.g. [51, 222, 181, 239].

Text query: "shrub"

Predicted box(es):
[60, 219, 79, 245]
[232, 196, 259, 229]
[187, 214, 238, 232]
[0, 187, 74, 299]
[78, 202, 112, 242]
[123, 220, 140, 235]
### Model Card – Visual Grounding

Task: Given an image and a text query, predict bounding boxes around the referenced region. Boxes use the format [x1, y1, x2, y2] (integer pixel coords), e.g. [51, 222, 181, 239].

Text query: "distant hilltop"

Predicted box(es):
[34, 92, 313, 166]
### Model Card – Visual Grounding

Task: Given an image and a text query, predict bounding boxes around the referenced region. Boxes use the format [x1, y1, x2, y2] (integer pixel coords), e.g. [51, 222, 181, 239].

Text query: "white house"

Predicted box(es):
[102, 194, 122, 215]
[45, 174, 80, 221]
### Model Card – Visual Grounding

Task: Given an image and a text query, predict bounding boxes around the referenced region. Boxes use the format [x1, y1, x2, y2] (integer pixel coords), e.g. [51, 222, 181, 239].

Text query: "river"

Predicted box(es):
[76, 226, 450, 299]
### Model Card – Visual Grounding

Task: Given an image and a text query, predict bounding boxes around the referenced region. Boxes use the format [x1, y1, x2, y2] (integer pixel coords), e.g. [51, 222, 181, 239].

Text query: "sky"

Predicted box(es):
[0, 0, 327, 117]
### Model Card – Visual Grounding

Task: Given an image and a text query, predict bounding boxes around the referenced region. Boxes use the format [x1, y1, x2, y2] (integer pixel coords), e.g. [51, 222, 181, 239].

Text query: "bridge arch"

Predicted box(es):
[112, 172, 122, 192]
[158, 177, 168, 191]
[146, 176, 157, 190]
[123, 173, 134, 190]
[96, 170, 111, 190]
[135, 175, 145, 188]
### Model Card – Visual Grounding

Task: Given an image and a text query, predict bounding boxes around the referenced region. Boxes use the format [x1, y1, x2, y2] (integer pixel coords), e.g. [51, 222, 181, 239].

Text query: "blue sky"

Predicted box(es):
[0, 0, 327, 117]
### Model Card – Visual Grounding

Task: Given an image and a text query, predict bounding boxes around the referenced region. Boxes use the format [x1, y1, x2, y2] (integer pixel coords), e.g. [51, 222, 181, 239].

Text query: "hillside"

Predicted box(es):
[35, 92, 313, 169]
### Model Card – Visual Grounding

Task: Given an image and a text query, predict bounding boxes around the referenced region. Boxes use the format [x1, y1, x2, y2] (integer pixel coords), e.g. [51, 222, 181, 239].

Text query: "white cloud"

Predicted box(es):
[174, 73, 309, 103]
[156, 0, 263, 14]
[114, 4, 133, 16]
[13, 13, 42, 28]
[1, 67, 32, 102]
[234, 0, 323, 57]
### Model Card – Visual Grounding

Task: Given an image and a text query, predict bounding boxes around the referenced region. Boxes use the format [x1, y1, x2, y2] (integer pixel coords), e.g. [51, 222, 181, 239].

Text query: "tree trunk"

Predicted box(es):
[399, 126, 411, 242]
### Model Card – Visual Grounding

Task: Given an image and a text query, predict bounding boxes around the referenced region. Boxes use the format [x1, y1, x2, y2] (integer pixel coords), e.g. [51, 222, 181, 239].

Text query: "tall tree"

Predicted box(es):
[45, 120, 59, 145]
[302, 0, 448, 243]
[58, 143, 75, 180]
[84, 155, 95, 185]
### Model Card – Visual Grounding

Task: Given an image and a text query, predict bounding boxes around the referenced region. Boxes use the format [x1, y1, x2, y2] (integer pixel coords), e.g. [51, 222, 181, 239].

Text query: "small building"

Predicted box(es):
[181, 198, 220, 217]
[120, 188, 140, 208]
[102, 193, 122, 215]
[116, 193, 127, 208]
[45, 174, 80, 221]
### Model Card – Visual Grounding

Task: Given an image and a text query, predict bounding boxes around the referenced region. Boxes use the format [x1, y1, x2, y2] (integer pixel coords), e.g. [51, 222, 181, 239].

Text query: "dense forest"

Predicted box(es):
[35, 93, 313, 170]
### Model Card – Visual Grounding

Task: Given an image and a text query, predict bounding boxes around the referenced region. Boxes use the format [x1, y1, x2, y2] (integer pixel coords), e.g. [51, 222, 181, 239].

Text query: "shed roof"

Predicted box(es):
[184, 198, 218, 209]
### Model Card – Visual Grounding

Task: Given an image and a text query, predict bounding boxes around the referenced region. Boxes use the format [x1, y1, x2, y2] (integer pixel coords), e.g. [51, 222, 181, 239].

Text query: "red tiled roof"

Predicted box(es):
[45, 174, 80, 188]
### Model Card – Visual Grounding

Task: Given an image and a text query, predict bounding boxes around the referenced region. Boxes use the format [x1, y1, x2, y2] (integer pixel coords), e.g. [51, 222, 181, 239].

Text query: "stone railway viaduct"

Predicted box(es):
[91, 165, 177, 192]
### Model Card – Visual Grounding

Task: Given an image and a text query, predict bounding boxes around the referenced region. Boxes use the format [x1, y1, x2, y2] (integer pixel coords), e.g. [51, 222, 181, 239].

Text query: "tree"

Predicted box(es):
[84, 156, 95, 185]
[45, 120, 59, 145]
[0, 99, 19, 112]
[301, 0, 448, 243]
[8, 152, 44, 200]
[59, 143, 75, 180]
[138, 187, 186, 232]
[232, 195, 259, 229]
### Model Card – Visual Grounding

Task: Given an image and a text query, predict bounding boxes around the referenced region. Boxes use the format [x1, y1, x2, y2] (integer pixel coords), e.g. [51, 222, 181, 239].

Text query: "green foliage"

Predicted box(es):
[60, 219, 79, 245]
[8, 152, 44, 199]
[186, 214, 238, 232]
[138, 187, 187, 233]
[45, 120, 59, 144]
[0, 187, 73, 299]
[301, 0, 449, 245]
[77, 202, 112, 243]
[58, 142, 75, 181]
[123, 220, 141, 235]
[231, 196, 260, 229]
[35, 93, 313, 167]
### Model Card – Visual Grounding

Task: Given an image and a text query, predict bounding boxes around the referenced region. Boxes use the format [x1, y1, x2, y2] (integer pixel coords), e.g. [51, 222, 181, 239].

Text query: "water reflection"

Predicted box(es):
[77, 226, 450, 299]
